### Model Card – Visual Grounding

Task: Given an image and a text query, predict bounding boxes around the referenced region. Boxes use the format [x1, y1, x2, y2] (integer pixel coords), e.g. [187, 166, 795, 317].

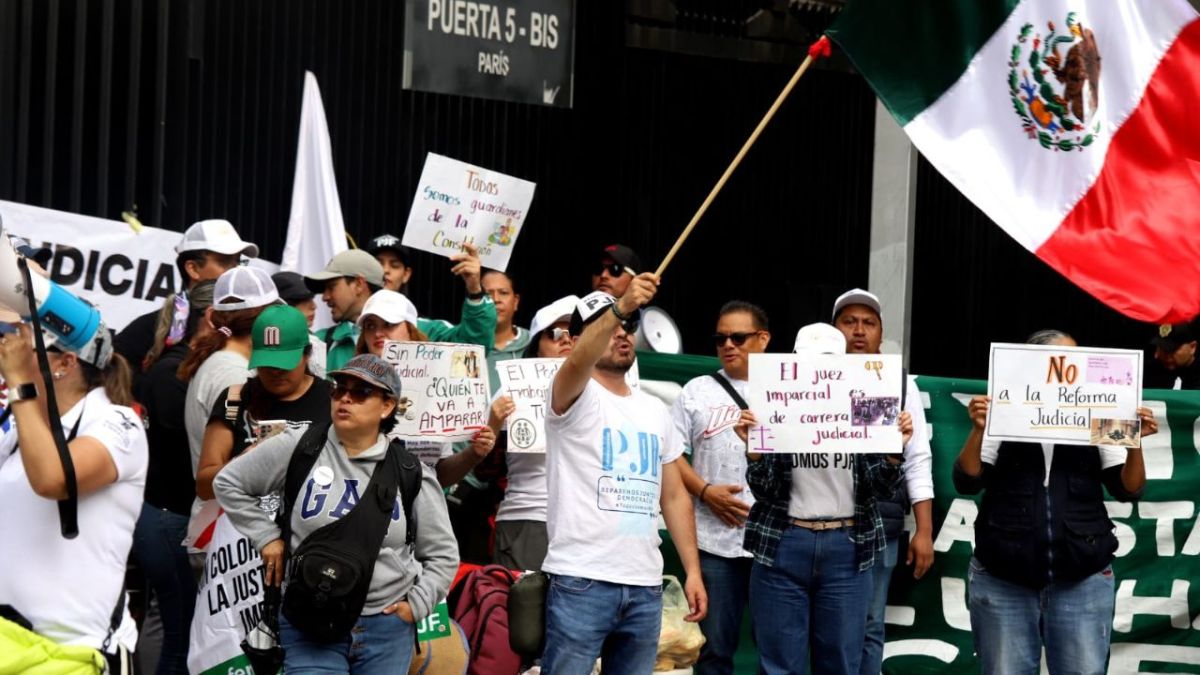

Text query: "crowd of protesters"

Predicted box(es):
[0, 217, 1184, 675]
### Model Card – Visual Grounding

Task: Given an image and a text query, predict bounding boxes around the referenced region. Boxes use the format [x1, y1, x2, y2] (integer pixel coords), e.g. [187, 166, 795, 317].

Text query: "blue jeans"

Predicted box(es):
[543, 574, 663, 675]
[280, 612, 415, 674]
[131, 504, 195, 675]
[968, 556, 1115, 675]
[696, 551, 753, 675]
[749, 527, 872, 675]
[860, 535, 899, 675]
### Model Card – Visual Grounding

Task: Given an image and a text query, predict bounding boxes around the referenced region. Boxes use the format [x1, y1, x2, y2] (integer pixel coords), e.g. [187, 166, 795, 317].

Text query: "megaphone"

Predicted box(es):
[634, 306, 683, 354]
[0, 226, 102, 352]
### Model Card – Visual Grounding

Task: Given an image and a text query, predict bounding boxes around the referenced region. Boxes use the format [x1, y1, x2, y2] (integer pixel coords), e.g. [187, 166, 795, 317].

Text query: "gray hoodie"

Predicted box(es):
[214, 425, 458, 619]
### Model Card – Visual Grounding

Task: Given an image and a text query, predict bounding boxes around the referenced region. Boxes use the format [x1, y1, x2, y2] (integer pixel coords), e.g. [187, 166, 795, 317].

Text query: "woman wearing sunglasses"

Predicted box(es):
[482, 295, 578, 570]
[352, 289, 496, 489]
[195, 305, 330, 500]
[214, 354, 458, 674]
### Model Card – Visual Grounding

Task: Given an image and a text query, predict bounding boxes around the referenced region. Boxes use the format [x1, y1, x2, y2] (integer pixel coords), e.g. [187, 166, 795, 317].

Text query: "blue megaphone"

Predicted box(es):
[0, 228, 103, 352]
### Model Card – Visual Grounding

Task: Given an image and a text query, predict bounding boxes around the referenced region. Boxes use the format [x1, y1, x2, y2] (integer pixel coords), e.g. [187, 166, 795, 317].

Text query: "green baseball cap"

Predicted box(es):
[248, 305, 310, 370]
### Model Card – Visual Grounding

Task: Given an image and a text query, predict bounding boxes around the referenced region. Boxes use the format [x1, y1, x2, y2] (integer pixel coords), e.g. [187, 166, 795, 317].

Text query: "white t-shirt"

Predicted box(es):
[0, 387, 147, 652]
[184, 350, 250, 476]
[980, 439, 1127, 487]
[542, 378, 684, 587]
[670, 371, 754, 559]
[497, 451, 547, 522]
[788, 452, 856, 520]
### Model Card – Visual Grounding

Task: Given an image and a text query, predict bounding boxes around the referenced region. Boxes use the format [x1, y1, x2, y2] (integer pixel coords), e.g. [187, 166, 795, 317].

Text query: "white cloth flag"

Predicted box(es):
[282, 71, 348, 330]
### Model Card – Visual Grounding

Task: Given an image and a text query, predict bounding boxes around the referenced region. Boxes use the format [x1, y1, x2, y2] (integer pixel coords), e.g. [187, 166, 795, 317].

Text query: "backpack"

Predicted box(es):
[448, 565, 522, 675]
[279, 422, 423, 642]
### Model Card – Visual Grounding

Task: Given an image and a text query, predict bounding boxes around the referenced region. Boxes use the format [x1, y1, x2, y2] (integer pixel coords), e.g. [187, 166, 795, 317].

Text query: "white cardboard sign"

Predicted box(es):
[401, 153, 536, 271]
[985, 343, 1143, 446]
[495, 357, 563, 453]
[381, 340, 491, 442]
[747, 353, 905, 454]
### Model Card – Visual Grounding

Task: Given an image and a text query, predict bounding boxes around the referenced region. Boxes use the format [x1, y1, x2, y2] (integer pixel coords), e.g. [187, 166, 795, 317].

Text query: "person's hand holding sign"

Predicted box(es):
[489, 395, 515, 432]
[1136, 407, 1158, 439]
[450, 242, 484, 296]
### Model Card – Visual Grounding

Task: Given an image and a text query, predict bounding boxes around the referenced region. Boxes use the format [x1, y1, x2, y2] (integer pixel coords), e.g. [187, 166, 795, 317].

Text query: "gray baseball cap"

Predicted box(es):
[304, 250, 385, 292]
[330, 354, 402, 398]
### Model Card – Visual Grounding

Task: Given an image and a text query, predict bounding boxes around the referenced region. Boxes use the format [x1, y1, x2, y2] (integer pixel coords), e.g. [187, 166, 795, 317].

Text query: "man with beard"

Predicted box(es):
[542, 279, 708, 674]
[305, 250, 384, 372]
[590, 244, 641, 298]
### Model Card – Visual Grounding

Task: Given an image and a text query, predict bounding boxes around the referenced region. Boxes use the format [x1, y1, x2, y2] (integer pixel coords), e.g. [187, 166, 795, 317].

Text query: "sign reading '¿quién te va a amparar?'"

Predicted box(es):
[747, 353, 904, 454]
[495, 357, 562, 453]
[381, 340, 491, 443]
[402, 153, 536, 272]
[985, 343, 1143, 447]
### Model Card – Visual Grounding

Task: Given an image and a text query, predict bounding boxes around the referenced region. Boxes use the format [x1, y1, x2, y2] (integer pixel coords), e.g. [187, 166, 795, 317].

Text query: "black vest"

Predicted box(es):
[975, 441, 1117, 589]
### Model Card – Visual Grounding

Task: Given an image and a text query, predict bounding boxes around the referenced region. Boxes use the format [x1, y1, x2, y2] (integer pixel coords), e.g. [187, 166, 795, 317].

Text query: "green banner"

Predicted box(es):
[638, 353, 1200, 674]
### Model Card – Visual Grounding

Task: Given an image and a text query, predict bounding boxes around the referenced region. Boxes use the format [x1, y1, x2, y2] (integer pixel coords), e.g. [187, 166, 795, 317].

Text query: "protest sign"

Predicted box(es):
[495, 357, 562, 452]
[381, 340, 490, 442]
[401, 153, 536, 271]
[746, 353, 904, 453]
[187, 513, 266, 675]
[0, 200, 184, 330]
[985, 343, 1142, 446]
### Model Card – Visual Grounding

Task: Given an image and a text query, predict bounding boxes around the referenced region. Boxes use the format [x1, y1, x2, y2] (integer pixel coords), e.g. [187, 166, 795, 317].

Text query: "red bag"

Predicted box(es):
[449, 565, 522, 675]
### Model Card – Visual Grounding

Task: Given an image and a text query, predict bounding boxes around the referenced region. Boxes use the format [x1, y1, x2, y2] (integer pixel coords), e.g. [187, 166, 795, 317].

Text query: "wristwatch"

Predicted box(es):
[8, 382, 37, 403]
[466, 289, 486, 301]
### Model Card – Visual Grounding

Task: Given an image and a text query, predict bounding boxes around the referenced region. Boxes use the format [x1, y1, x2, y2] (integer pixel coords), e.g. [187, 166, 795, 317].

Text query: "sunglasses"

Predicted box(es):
[712, 332, 760, 347]
[596, 262, 630, 278]
[329, 381, 383, 403]
[545, 327, 573, 342]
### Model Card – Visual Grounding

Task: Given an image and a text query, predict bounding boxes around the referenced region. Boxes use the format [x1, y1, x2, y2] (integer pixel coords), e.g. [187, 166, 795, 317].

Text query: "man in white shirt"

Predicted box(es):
[831, 288, 934, 675]
[671, 300, 770, 675]
[542, 277, 707, 675]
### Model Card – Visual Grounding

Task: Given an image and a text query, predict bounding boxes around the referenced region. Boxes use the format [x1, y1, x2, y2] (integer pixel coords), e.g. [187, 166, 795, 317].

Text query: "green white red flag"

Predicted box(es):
[828, 0, 1200, 322]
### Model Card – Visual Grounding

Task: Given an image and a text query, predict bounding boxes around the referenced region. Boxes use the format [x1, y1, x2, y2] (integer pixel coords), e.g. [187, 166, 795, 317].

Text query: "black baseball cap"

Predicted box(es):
[600, 244, 641, 274]
[1153, 321, 1198, 351]
[368, 234, 413, 264]
[271, 271, 315, 305]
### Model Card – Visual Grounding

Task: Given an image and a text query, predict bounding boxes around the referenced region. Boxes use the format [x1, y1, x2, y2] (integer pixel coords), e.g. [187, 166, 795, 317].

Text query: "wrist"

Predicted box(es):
[466, 288, 485, 300]
[698, 482, 712, 502]
[611, 302, 634, 322]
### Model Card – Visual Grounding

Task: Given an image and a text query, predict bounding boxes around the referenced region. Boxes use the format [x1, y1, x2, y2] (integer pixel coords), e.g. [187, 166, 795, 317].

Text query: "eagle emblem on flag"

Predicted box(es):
[1008, 12, 1103, 152]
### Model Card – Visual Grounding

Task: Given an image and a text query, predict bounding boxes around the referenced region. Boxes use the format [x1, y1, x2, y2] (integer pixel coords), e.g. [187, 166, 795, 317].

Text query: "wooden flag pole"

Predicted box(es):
[654, 36, 831, 277]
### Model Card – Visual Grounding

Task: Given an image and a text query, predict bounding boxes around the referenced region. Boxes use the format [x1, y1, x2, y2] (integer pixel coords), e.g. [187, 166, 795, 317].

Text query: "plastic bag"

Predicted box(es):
[655, 576, 705, 671]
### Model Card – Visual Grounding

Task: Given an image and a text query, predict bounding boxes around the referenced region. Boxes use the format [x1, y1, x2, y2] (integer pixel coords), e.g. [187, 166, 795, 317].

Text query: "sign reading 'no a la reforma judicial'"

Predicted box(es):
[403, 0, 576, 108]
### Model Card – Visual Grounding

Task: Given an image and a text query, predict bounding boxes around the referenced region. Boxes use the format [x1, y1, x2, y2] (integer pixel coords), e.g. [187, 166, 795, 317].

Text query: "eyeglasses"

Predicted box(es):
[329, 381, 383, 403]
[712, 332, 760, 347]
[596, 262, 628, 278]
[546, 327, 572, 342]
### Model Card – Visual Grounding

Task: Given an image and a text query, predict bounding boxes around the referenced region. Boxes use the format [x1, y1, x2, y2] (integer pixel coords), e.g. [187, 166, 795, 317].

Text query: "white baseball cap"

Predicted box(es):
[529, 295, 580, 337]
[357, 290, 419, 327]
[213, 266, 279, 311]
[794, 322, 847, 354]
[831, 288, 882, 322]
[175, 219, 259, 258]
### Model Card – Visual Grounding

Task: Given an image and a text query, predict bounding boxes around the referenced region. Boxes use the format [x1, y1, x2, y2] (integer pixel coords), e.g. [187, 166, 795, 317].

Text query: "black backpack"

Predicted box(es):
[278, 422, 423, 642]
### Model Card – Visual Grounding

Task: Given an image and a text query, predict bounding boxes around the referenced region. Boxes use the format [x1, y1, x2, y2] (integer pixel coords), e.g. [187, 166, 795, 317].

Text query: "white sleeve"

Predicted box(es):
[980, 438, 1001, 466]
[79, 405, 148, 481]
[669, 383, 695, 456]
[902, 378, 933, 503]
[661, 409, 687, 465]
[545, 376, 599, 428]
[1097, 445, 1128, 470]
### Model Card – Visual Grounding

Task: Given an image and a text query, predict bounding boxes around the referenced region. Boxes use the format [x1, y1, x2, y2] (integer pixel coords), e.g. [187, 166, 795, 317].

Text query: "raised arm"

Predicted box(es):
[953, 395, 990, 495]
[551, 274, 659, 415]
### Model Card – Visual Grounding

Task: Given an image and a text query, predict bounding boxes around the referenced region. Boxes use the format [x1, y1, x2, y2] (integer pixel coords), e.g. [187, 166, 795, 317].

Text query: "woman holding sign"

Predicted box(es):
[955, 329, 1157, 675]
[483, 295, 579, 570]
[353, 289, 497, 490]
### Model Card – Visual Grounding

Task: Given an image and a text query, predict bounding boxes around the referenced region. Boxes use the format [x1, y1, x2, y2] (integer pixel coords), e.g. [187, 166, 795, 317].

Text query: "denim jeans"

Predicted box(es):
[696, 551, 753, 675]
[860, 535, 899, 675]
[968, 556, 1115, 675]
[280, 612, 415, 674]
[542, 574, 663, 675]
[131, 504, 196, 675]
[749, 527, 872, 675]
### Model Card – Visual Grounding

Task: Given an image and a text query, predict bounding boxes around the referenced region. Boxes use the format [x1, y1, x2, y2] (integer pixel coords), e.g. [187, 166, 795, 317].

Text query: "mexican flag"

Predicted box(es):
[828, 0, 1200, 323]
